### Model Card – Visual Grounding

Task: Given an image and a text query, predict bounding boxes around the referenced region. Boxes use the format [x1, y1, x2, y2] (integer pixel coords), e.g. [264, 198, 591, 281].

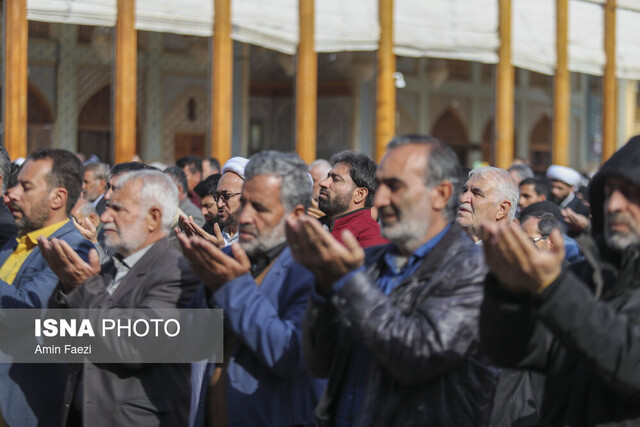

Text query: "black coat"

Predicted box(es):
[304, 224, 499, 426]
[481, 135, 640, 426]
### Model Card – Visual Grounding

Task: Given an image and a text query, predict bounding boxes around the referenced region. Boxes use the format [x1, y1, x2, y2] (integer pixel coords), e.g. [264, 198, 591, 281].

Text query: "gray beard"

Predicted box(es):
[239, 218, 287, 257]
[605, 227, 640, 251]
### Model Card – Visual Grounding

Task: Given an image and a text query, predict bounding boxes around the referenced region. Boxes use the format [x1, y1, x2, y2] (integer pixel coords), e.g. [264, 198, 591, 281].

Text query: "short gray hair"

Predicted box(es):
[245, 151, 312, 212]
[84, 162, 110, 182]
[117, 170, 179, 232]
[508, 163, 534, 182]
[387, 134, 462, 221]
[0, 145, 10, 193]
[469, 166, 519, 220]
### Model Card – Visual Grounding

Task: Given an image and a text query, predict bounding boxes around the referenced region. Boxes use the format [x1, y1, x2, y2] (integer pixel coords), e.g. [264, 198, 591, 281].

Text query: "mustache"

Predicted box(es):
[102, 223, 119, 233]
[607, 213, 634, 228]
[239, 224, 257, 235]
[459, 203, 472, 213]
[378, 206, 398, 217]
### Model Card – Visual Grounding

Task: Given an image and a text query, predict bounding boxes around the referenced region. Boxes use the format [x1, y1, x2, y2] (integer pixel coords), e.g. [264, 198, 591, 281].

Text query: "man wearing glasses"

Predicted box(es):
[215, 157, 248, 247]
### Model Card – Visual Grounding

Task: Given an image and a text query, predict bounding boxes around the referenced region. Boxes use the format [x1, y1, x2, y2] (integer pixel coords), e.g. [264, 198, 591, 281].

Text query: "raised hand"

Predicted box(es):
[178, 215, 225, 249]
[72, 216, 99, 243]
[285, 215, 364, 295]
[481, 221, 565, 294]
[177, 232, 250, 294]
[38, 236, 101, 293]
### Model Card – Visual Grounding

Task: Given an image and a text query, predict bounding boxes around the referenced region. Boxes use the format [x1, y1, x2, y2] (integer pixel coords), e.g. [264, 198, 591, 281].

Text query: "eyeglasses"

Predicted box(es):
[531, 235, 549, 243]
[213, 192, 241, 203]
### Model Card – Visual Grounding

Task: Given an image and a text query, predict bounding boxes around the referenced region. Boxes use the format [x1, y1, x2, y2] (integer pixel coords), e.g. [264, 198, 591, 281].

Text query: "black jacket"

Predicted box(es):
[481, 135, 640, 426]
[304, 224, 499, 426]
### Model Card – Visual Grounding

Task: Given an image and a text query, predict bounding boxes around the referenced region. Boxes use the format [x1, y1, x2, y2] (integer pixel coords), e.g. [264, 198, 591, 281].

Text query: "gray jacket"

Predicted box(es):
[303, 224, 499, 426]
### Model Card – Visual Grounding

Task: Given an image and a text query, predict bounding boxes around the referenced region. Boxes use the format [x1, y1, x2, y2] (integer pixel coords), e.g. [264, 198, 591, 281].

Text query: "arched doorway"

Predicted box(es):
[432, 108, 469, 166]
[529, 115, 552, 172]
[0, 83, 55, 154]
[78, 84, 140, 164]
[78, 85, 112, 163]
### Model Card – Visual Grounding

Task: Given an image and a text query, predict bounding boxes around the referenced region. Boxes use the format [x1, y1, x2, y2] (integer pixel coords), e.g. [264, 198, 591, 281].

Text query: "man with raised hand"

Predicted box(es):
[287, 135, 497, 426]
[40, 170, 200, 426]
[181, 151, 324, 426]
[481, 135, 640, 425]
[0, 149, 93, 426]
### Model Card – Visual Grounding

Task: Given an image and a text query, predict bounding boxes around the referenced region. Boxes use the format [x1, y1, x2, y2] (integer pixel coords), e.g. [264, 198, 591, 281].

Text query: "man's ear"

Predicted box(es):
[352, 187, 368, 205]
[290, 204, 306, 219]
[147, 207, 163, 232]
[50, 187, 68, 212]
[496, 200, 512, 221]
[431, 181, 453, 212]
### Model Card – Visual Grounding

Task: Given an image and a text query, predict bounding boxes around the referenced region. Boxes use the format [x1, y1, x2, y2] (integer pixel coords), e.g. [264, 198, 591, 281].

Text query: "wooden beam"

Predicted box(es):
[375, 0, 395, 162]
[211, 0, 233, 164]
[296, 0, 317, 164]
[495, 0, 514, 169]
[553, 0, 569, 166]
[114, 0, 137, 164]
[602, 0, 617, 162]
[4, 0, 28, 160]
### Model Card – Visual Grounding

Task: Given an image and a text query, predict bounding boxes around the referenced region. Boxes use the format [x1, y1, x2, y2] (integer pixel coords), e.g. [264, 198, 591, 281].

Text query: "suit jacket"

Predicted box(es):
[93, 193, 107, 216]
[0, 203, 16, 249]
[53, 238, 200, 427]
[0, 220, 93, 427]
[195, 247, 326, 426]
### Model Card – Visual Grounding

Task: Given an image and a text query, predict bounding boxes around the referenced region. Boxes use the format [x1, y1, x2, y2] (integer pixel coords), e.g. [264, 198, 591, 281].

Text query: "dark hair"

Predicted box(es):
[176, 156, 203, 176]
[6, 163, 20, 191]
[163, 166, 189, 194]
[521, 211, 562, 237]
[329, 150, 377, 207]
[205, 157, 221, 172]
[110, 162, 155, 178]
[28, 149, 83, 215]
[520, 177, 549, 198]
[0, 145, 10, 193]
[194, 173, 221, 199]
[387, 134, 461, 221]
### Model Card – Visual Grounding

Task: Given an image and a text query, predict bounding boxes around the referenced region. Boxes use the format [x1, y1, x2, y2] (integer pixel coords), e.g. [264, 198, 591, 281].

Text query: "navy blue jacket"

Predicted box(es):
[0, 220, 93, 427]
[195, 246, 325, 426]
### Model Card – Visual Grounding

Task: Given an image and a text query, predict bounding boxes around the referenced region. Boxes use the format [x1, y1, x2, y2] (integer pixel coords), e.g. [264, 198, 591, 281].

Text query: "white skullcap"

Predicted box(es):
[221, 157, 249, 180]
[546, 165, 581, 188]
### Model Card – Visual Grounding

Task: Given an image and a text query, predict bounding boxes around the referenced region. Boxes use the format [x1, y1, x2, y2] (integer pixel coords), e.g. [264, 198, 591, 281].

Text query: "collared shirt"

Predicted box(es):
[106, 244, 154, 294]
[222, 227, 239, 247]
[334, 223, 452, 426]
[0, 219, 69, 285]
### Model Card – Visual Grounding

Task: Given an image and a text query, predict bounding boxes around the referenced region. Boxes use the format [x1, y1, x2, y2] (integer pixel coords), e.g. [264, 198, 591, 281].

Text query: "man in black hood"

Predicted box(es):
[479, 135, 640, 426]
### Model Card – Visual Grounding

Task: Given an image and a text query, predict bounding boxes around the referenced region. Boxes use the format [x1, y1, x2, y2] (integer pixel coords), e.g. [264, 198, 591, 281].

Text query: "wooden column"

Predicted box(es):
[211, 0, 233, 164]
[375, 0, 395, 162]
[553, 0, 570, 166]
[602, 0, 617, 161]
[114, 0, 137, 164]
[295, 0, 317, 164]
[4, 0, 28, 159]
[495, 0, 514, 169]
